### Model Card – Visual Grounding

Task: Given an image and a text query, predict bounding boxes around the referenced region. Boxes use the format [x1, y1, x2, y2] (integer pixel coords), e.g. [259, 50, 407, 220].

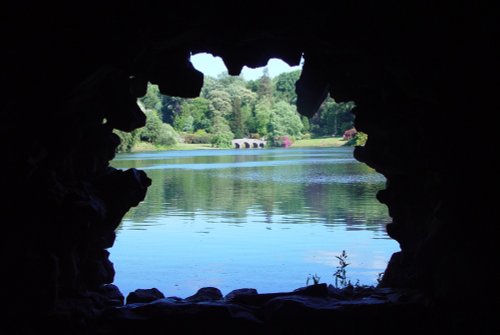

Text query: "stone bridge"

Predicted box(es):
[231, 138, 266, 149]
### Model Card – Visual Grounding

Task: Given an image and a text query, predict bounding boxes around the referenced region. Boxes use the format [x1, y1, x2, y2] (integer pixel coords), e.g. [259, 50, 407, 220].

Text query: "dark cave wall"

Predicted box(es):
[2, 2, 153, 321]
[2, 0, 497, 331]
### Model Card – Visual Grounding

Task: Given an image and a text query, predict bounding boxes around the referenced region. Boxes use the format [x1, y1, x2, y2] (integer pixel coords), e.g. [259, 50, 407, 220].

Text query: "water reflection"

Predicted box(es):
[110, 147, 399, 297]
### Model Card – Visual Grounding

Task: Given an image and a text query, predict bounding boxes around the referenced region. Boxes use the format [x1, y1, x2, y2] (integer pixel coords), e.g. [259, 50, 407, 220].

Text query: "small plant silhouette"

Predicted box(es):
[376, 272, 385, 285]
[333, 250, 351, 288]
[306, 273, 321, 286]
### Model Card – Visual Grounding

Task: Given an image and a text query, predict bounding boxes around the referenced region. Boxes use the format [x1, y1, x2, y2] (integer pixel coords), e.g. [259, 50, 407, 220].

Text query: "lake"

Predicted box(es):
[110, 147, 400, 298]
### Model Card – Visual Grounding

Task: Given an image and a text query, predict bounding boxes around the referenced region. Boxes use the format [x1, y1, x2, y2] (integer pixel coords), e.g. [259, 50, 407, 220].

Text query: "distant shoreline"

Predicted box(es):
[127, 137, 348, 153]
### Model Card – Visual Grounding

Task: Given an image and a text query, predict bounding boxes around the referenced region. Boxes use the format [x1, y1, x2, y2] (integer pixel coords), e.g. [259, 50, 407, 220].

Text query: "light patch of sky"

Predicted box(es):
[190, 52, 303, 81]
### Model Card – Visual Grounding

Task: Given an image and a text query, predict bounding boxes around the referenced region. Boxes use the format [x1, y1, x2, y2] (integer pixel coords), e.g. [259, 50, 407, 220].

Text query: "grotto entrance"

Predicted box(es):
[109, 54, 399, 299]
[110, 146, 398, 298]
[5, 2, 495, 333]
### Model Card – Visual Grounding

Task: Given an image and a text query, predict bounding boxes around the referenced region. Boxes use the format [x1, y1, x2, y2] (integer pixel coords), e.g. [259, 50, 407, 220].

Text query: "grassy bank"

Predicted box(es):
[131, 141, 215, 152]
[171, 143, 216, 150]
[129, 137, 346, 152]
[291, 137, 346, 148]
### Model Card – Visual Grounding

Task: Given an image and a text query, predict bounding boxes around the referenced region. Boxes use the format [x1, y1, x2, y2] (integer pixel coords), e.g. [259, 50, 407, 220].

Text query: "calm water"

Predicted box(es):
[110, 147, 399, 298]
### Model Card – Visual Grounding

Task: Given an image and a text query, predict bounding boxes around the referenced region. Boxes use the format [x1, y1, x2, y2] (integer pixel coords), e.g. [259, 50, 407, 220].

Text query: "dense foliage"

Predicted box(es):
[345, 131, 368, 146]
[117, 69, 356, 152]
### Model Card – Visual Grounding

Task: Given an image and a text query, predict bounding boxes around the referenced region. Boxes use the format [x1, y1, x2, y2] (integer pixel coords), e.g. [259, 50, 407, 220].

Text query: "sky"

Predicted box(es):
[190, 52, 303, 80]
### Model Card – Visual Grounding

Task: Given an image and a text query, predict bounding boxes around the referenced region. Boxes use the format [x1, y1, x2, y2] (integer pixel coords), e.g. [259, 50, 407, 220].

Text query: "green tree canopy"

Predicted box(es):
[268, 100, 304, 139]
[273, 70, 301, 104]
[310, 97, 355, 136]
[140, 83, 162, 111]
[116, 71, 357, 153]
[141, 110, 179, 146]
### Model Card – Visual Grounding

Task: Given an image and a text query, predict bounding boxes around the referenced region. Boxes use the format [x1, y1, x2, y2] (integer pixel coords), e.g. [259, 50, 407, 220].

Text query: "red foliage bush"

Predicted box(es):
[343, 128, 357, 140]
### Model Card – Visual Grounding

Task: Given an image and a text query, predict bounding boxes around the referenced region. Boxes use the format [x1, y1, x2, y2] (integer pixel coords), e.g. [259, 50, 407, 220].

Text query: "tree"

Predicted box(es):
[207, 89, 232, 118]
[140, 83, 162, 111]
[256, 67, 272, 99]
[173, 112, 194, 132]
[267, 101, 303, 145]
[201, 75, 222, 98]
[301, 115, 311, 134]
[273, 70, 301, 104]
[141, 109, 179, 146]
[155, 123, 179, 146]
[135, 72, 356, 146]
[248, 99, 272, 136]
[221, 78, 256, 138]
[246, 79, 259, 93]
[114, 129, 139, 152]
[160, 95, 185, 124]
[229, 97, 245, 138]
[139, 82, 186, 125]
[310, 97, 355, 136]
[183, 97, 211, 131]
[210, 115, 234, 148]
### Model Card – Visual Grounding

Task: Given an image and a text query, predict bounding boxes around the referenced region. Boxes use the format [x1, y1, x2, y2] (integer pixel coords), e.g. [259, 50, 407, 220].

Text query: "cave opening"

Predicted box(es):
[109, 54, 399, 300]
[4, 2, 496, 333]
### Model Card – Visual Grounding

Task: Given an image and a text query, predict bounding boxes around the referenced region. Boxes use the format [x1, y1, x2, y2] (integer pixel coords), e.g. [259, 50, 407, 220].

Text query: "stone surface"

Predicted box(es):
[97, 284, 125, 306]
[295, 53, 330, 117]
[293, 283, 329, 297]
[224, 288, 258, 301]
[126, 288, 166, 304]
[98, 286, 428, 334]
[186, 287, 223, 302]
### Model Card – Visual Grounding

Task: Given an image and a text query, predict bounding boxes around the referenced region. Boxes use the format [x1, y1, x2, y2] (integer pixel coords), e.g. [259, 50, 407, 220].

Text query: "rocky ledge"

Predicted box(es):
[79, 284, 429, 335]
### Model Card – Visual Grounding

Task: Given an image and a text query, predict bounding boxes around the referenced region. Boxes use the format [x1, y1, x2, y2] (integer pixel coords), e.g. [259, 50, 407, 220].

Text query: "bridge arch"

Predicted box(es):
[231, 138, 266, 149]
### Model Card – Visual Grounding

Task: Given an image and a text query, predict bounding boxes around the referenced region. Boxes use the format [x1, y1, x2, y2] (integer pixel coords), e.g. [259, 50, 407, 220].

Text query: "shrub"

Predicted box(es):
[271, 135, 294, 148]
[114, 129, 139, 153]
[140, 110, 179, 147]
[342, 127, 357, 140]
[156, 124, 179, 147]
[344, 131, 368, 146]
[211, 131, 234, 148]
[183, 129, 213, 144]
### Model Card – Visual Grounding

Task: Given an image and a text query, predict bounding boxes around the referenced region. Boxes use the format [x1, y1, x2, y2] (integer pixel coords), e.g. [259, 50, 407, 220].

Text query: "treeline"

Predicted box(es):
[115, 69, 356, 152]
